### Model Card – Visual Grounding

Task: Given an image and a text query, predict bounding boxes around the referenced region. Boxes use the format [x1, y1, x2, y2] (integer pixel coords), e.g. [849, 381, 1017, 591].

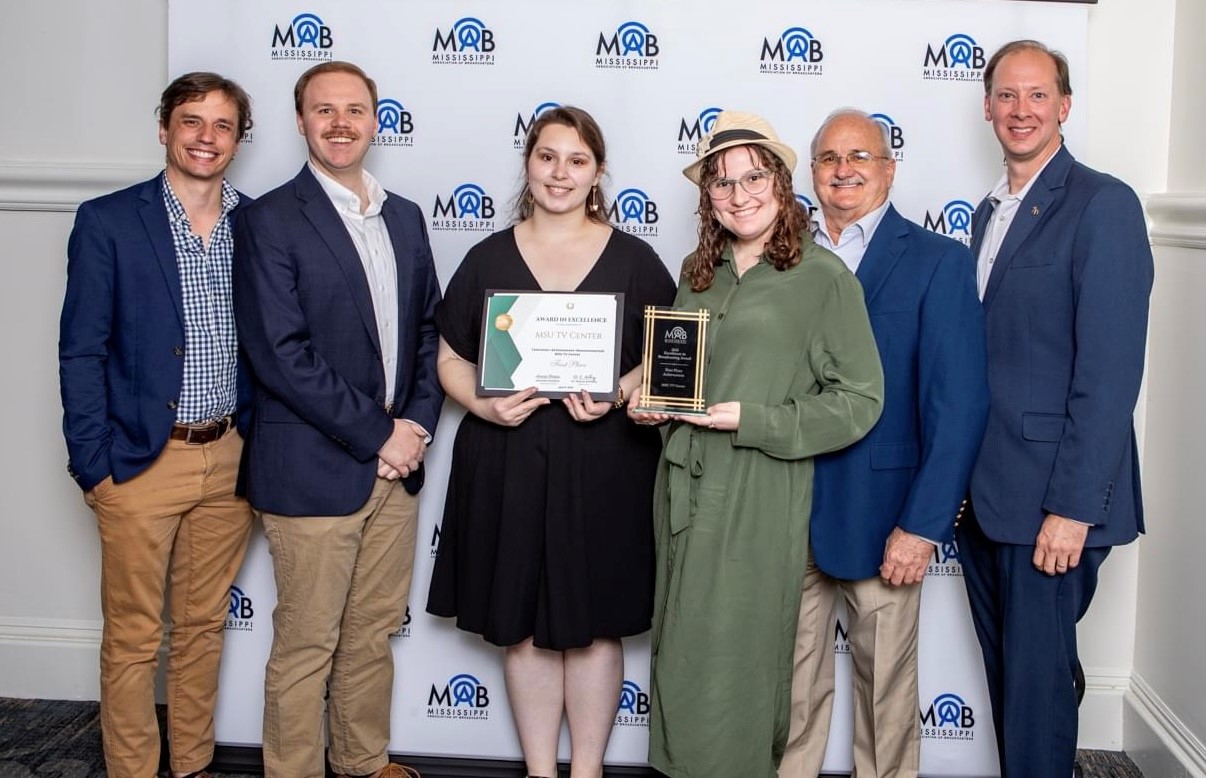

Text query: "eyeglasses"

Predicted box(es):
[706, 169, 772, 199]
[811, 150, 891, 168]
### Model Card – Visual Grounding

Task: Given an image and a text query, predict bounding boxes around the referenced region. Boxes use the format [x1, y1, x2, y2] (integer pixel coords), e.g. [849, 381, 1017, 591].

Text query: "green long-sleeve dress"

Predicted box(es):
[648, 239, 884, 778]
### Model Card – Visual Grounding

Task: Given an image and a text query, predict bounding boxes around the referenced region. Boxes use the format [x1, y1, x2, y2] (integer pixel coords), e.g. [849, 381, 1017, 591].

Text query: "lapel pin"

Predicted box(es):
[1031, 206, 1040, 216]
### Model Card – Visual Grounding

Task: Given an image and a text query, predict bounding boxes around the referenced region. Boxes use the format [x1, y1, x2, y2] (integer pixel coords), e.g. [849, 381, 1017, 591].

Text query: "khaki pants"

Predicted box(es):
[780, 553, 922, 778]
[88, 430, 253, 778]
[261, 478, 418, 778]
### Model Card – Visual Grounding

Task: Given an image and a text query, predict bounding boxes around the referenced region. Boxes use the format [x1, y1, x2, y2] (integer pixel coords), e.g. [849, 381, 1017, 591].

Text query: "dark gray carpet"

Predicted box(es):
[0, 697, 1144, 777]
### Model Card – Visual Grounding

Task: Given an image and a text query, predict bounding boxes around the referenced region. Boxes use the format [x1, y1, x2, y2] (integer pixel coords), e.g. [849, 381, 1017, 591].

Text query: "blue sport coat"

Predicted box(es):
[233, 165, 443, 517]
[59, 175, 252, 492]
[969, 146, 1153, 547]
[810, 205, 988, 580]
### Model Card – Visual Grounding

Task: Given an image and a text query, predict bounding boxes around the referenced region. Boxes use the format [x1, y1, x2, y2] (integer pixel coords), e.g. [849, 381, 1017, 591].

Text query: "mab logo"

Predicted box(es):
[607, 188, 659, 236]
[922, 34, 985, 82]
[920, 693, 976, 740]
[225, 585, 254, 632]
[431, 183, 496, 233]
[514, 101, 562, 149]
[391, 606, 413, 639]
[427, 673, 490, 719]
[615, 680, 651, 726]
[928, 539, 963, 577]
[870, 113, 906, 161]
[596, 21, 659, 70]
[432, 17, 496, 64]
[759, 26, 824, 75]
[677, 106, 724, 156]
[923, 199, 976, 246]
[833, 616, 851, 655]
[664, 326, 689, 342]
[795, 193, 818, 219]
[270, 12, 334, 61]
[372, 99, 413, 147]
[936, 540, 960, 564]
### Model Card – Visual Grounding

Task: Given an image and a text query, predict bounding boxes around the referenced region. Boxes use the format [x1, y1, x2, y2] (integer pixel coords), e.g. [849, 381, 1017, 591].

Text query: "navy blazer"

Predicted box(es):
[59, 174, 252, 492]
[969, 146, 1153, 547]
[233, 165, 443, 517]
[810, 205, 988, 580]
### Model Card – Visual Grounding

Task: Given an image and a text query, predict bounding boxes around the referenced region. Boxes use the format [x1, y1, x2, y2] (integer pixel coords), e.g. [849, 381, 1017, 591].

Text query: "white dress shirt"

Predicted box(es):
[811, 200, 891, 273]
[975, 151, 1057, 300]
[309, 163, 400, 402]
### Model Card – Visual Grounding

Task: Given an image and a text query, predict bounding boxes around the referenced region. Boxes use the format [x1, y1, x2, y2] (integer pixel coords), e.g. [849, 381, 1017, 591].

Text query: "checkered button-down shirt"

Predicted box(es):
[162, 174, 239, 423]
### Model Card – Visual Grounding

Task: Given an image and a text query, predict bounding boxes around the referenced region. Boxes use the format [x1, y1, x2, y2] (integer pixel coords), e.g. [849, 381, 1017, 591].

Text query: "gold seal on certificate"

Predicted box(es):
[634, 306, 709, 415]
[477, 290, 624, 400]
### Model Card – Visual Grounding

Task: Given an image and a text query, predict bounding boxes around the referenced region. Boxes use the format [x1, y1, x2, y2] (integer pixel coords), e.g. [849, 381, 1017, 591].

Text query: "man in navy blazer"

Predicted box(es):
[59, 72, 255, 778]
[233, 62, 441, 778]
[961, 41, 1153, 778]
[781, 110, 988, 778]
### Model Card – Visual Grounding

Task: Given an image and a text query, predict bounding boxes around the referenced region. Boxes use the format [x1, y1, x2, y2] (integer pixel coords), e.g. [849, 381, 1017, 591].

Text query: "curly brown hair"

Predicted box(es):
[683, 145, 808, 292]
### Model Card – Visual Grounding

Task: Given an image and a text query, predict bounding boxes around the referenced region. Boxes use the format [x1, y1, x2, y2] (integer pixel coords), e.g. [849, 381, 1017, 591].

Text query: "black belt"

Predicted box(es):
[170, 415, 233, 444]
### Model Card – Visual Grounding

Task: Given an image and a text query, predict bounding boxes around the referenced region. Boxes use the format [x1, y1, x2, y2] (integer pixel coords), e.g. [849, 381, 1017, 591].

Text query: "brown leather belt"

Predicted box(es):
[170, 415, 233, 444]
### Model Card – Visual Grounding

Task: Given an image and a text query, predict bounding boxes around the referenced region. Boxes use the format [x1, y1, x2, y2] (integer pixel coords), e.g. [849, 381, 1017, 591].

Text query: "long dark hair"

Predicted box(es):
[511, 106, 609, 225]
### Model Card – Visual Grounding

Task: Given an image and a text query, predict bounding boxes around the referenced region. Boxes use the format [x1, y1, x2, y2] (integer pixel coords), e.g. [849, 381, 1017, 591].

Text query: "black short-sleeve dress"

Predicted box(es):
[426, 227, 676, 650]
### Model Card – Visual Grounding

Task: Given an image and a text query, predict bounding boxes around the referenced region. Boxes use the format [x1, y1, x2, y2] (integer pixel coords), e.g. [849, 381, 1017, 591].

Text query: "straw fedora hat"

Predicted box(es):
[682, 110, 798, 185]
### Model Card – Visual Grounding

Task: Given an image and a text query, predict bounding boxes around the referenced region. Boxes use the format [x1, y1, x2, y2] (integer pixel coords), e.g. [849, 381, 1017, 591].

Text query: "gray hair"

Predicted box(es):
[809, 108, 891, 159]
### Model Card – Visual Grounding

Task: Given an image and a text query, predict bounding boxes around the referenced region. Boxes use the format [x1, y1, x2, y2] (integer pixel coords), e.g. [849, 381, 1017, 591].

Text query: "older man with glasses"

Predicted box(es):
[779, 108, 988, 778]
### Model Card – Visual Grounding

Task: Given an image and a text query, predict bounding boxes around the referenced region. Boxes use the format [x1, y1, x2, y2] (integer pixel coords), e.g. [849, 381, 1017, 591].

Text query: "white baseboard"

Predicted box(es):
[0, 617, 102, 700]
[1124, 672, 1206, 777]
[1078, 666, 1132, 749]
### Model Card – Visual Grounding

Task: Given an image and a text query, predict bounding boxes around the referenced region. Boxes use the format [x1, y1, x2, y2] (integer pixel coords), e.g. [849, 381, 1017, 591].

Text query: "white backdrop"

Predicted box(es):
[168, 1, 1088, 773]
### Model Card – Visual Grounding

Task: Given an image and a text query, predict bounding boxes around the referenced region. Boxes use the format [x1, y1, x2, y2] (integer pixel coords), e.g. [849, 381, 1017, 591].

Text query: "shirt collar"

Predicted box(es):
[160, 171, 239, 226]
[811, 199, 891, 250]
[988, 147, 1059, 206]
[309, 162, 387, 217]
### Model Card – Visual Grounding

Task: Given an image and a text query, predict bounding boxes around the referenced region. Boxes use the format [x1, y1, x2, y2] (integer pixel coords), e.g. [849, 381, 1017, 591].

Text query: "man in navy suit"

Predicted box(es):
[780, 109, 988, 778]
[59, 72, 255, 778]
[961, 40, 1153, 778]
[233, 61, 441, 778]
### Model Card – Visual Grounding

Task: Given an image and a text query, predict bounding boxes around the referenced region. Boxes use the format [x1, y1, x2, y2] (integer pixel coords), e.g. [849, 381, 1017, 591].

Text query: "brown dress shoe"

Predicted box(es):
[376, 765, 421, 778]
[336, 764, 421, 778]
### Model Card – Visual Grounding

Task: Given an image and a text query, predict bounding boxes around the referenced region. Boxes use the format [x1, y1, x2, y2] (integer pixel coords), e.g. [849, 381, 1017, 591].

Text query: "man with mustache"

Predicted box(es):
[59, 71, 255, 778]
[233, 61, 442, 778]
[780, 109, 987, 778]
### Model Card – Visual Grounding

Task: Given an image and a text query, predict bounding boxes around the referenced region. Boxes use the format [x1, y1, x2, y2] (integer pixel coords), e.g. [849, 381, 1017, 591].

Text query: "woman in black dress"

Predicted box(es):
[427, 106, 675, 778]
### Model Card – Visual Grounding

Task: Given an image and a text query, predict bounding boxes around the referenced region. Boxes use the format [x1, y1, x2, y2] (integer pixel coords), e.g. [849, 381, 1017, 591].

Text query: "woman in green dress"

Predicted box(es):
[629, 111, 885, 777]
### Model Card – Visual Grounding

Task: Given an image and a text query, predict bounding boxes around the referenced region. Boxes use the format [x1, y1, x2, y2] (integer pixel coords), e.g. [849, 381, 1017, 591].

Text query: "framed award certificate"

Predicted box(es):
[477, 290, 624, 400]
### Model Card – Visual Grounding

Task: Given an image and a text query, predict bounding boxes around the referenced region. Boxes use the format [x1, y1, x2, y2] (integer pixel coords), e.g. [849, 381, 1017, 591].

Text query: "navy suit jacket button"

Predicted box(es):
[167, 399, 178, 410]
[173, 346, 184, 356]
